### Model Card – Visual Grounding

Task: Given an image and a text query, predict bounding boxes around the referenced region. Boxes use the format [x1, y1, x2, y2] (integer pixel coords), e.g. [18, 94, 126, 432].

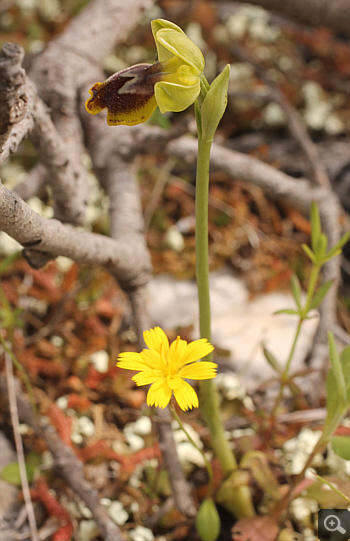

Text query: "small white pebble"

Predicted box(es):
[77, 417, 95, 438]
[71, 432, 83, 445]
[51, 335, 64, 347]
[90, 350, 109, 373]
[78, 519, 100, 541]
[56, 396, 68, 410]
[77, 500, 93, 519]
[108, 501, 129, 525]
[130, 501, 139, 513]
[56, 256, 74, 273]
[164, 226, 185, 252]
[177, 441, 206, 471]
[129, 526, 155, 541]
[125, 416, 152, 436]
[124, 432, 145, 452]
[18, 424, 30, 435]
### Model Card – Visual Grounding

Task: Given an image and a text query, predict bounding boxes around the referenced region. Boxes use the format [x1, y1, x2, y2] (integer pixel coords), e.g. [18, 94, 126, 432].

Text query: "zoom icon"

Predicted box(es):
[318, 509, 350, 540]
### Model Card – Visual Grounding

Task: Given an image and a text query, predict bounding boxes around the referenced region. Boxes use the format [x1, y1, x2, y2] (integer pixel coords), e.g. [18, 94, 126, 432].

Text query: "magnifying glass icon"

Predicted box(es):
[324, 514, 346, 534]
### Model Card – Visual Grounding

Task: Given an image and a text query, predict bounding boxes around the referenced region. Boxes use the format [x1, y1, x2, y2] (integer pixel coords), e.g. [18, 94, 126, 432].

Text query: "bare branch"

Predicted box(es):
[0, 43, 27, 156]
[5, 350, 39, 541]
[244, 0, 350, 39]
[0, 181, 151, 288]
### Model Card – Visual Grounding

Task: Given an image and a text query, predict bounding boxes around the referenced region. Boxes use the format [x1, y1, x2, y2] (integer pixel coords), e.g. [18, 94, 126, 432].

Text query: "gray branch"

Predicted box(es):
[244, 0, 350, 39]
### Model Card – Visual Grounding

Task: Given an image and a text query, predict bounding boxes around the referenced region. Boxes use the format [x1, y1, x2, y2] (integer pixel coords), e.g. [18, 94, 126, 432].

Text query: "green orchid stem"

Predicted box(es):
[194, 105, 255, 518]
[170, 404, 214, 495]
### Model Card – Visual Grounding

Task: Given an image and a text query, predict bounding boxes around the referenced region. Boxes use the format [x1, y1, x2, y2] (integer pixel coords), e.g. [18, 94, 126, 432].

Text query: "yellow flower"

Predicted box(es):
[117, 327, 216, 411]
[85, 19, 205, 126]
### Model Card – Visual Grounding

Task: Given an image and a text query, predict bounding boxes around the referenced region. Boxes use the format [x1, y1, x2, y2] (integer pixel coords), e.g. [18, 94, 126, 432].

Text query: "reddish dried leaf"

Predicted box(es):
[53, 523, 74, 541]
[32, 477, 71, 521]
[46, 404, 73, 446]
[66, 393, 91, 412]
[83, 314, 109, 337]
[125, 443, 161, 472]
[77, 440, 127, 466]
[334, 425, 350, 436]
[232, 516, 279, 541]
[61, 263, 78, 292]
[95, 297, 116, 319]
[84, 365, 107, 389]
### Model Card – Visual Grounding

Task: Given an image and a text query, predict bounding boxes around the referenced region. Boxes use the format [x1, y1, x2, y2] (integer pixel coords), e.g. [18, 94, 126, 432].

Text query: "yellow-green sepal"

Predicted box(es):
[151, 19, 205, 73]
[156, 29, 204, 72]
[196, 498, 220, 541]
[201, 64, 230, 141]
[155, 80, 200, 113]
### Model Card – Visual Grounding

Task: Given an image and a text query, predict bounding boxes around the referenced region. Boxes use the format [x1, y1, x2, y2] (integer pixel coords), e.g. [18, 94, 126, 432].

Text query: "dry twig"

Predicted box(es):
[4, 350, 39, 541]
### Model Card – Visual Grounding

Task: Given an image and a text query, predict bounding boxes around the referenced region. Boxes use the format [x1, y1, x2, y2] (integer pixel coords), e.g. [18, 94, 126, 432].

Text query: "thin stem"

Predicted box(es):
[0, 334, 37, 417]
[170, 404, 214, 495]
[195, 134, 237, 473]
[283, 319, 303, 378]
[194, 114, 255, 518]
[5, 349, 39, 541]
[304, 265, 321, 314]
[272, 263, 321, 417]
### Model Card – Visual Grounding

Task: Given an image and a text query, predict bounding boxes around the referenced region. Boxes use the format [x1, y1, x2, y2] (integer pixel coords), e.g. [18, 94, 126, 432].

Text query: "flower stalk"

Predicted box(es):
[195, 77, 255, 517]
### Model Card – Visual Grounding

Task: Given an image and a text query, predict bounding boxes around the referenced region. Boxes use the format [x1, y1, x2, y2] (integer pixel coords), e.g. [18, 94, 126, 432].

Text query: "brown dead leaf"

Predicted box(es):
[232, 516, 279, 541]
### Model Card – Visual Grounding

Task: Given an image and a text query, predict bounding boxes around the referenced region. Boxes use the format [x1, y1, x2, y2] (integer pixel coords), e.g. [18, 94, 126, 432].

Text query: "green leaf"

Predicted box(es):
[196, 498, 220, 541]
[310, 201, 321, 252]
[201, 64, 230, 142]
[308, 280, 333, 311]
[1, 453, 41, 486]
[325, 231, 350, 260]
[340, 345, 350, 403]
[314, 233, 328, 260]
[331, 436, 350, 460]
[290, 275, 302, 309]
[274, 308, 300, 316]
[325, 344, 350, 431]
[302, 244, 316, 263]
[328, 332, 347, 404]
[263, 347, 282, 374]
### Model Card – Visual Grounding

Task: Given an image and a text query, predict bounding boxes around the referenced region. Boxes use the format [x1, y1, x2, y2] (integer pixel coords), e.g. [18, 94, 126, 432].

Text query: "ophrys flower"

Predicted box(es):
[117, 327, 216, 410]
[85, 19, 205, 126]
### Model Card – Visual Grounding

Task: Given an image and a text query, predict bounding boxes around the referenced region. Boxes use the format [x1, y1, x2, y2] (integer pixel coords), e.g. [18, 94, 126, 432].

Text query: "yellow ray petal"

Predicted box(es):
[117, 352, 152, 371]
[178, 361, 217, 380]
[147, 379, 172, 409]
[132, 370, 163, 386]
[117, 349, 160, 370]
[166, 336, 187, 371]
[177, 339, 214, 368]
[173, 380, 199, 411]
[143, 327, 169, 354]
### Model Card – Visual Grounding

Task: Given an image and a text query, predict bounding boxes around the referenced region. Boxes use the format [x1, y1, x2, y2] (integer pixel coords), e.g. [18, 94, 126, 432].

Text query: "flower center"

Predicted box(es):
[166, 375, 182, 389]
